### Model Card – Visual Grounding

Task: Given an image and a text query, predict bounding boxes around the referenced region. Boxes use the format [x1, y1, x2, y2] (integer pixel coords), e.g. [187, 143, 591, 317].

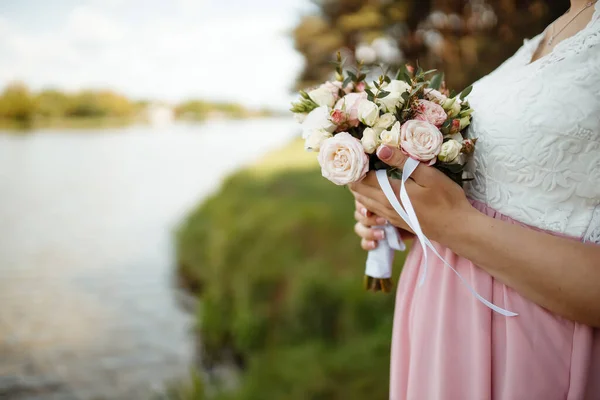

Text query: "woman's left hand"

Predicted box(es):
[349, 145, 476, 244]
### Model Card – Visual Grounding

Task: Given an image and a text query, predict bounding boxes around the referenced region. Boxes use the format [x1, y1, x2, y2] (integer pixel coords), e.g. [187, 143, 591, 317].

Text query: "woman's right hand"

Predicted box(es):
[354, 200, 414, 251]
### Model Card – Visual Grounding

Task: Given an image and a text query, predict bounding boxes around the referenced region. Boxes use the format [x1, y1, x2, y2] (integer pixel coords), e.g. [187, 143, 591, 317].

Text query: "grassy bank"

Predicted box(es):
[175, 139, 407, 399]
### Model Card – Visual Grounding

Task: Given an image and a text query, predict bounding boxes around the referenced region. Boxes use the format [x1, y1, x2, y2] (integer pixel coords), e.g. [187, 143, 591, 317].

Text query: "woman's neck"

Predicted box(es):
[570, 0, 594, 11]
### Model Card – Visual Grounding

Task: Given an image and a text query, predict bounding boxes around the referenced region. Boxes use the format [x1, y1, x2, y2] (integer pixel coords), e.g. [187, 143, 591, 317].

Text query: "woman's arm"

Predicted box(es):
[448, 205, 600, 327]
[350, 145, 600, 327]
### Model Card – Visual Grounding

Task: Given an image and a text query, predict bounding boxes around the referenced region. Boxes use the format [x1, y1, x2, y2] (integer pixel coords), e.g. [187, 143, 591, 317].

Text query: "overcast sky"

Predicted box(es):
[0, 0, 312, 109]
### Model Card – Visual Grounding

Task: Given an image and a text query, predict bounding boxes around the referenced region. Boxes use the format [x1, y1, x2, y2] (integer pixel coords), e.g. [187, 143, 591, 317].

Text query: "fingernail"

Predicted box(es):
[377, 145, 393, 160]
[376, 217, 387, 225]
[374, 230, 385, 240]
[361, 208, 368, 217]
[368, 240, 377, 249]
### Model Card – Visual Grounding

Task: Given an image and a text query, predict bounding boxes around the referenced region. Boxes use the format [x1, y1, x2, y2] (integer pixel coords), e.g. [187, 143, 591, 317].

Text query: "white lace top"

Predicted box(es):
[465, 3, 600, 243]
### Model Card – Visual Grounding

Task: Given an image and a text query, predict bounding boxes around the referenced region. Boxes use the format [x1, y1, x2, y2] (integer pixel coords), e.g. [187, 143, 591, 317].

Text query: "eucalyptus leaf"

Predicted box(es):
[429, 73, 444, 90]
[377, 90, 391, 99]
[460, 85, 473, 99]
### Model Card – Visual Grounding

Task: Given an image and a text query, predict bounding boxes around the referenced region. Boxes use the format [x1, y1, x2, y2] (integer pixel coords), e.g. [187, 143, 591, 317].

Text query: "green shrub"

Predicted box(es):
[175, 139, 407, 399]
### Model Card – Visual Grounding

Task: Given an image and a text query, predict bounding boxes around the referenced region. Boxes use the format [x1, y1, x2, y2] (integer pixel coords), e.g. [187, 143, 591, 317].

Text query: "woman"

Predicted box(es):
[349, 1, 600, 399]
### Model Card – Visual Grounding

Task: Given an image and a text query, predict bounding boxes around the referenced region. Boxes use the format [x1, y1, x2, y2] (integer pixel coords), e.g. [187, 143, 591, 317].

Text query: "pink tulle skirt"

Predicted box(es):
[390, 199, 600, 400]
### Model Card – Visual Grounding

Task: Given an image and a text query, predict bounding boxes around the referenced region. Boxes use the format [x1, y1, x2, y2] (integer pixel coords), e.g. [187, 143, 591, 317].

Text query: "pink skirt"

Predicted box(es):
[390, 200, 600, 400]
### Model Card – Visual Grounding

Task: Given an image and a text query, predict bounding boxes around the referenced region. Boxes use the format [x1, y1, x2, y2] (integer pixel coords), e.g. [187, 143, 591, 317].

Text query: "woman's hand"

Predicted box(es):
[349, 145, 475, 245]
[353, 199, 415, 251]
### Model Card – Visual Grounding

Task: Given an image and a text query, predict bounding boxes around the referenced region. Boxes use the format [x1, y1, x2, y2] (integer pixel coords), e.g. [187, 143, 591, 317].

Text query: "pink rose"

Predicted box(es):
[355, 82, 366, 92]
[334, 92, 367, 128]
[449, 118, 461, 135]
[330, 109, 347, 126]
[414, 100, 447, 127]
[318, 132, 369, 185]
[400, 120, 444, 165]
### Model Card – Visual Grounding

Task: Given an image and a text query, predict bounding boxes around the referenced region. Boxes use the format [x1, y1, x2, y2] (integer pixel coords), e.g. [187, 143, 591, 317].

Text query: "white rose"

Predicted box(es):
[361, 127, 380, 154]
[400, 120, 444, 165]
[294, 113, 307, 123]
[437, 139, 462, 163]
[318, 132, 369, 185]
[380, 121, 401, 147]
[375, 113, 396, 129]
[378, 80, 411, 113]
[302, 106, 336, 138]
[304, 129, 333, 152]
[424, 88, 448, 105]
[308, 86, 336, 108]
[357, 100, 379, 126]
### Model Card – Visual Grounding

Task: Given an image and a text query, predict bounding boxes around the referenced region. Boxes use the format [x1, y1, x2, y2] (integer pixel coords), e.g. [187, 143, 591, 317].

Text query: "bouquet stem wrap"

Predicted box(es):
[365, 221, 405, 292]
[372, 158, 518, 317]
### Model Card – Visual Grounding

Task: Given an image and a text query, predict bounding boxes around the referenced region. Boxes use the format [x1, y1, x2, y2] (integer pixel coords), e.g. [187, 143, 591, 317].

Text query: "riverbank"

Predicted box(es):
[0, 119, 297, 399]
[175, 138, 407, 399]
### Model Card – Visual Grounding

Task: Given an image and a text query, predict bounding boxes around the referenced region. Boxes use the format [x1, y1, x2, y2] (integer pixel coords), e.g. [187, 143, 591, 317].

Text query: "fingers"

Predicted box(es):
[361, 238, 377, 251]
[354, 222, 386, 241]
[376, 145, 429, 186]
[354, 210, 387, 227]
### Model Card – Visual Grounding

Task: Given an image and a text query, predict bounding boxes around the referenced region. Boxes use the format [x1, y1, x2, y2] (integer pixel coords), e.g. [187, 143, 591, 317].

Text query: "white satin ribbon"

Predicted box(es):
[375, 159, 518, 317]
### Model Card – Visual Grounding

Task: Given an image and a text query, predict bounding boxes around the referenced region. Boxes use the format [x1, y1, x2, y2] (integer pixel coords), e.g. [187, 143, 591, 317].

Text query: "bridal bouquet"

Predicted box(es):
[291, 53, 476, 293]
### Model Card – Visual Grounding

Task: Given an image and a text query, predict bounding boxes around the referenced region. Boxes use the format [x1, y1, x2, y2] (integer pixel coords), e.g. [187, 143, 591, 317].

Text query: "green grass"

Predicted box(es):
[175, 138, 407, 399]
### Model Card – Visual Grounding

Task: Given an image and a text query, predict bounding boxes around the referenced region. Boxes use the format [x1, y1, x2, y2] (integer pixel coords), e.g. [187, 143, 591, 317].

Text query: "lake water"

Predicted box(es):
[0, 118, 297, 399]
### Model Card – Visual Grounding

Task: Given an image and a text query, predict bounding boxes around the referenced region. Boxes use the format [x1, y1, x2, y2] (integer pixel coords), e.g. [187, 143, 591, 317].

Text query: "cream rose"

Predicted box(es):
[443, 97, 462, 118]
[302, 106, 336, 138]
[380, 121, 401, 147]
[424, 88, 448, 105]
[437, 139, 462, 163]
[378, 80, 411, 113]
[375, 113, 396, 129]
[318, 132, 369, 185]
[304, 129, 333, 151]
[400, 120, 444, 165]
[459, 116, 471, 130]
[334, 92, 368, 127]
[357, 99, 379, 126]
[361, 127, 380, 154]
[308, 85, 336, 108]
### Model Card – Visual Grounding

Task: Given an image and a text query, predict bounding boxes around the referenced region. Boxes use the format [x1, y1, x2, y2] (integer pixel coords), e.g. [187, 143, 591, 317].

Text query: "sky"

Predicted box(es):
[0, 0, 313, 109]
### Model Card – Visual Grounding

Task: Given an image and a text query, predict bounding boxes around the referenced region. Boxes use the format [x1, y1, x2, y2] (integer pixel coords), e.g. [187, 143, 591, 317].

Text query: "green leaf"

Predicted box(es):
[383, 75, 391, 84]
[460, 85, 473, 99]
[358, 73, 367, 82]
[347, 71, 357, 82]
[343, 76, 353, 88]
[429, 73, 444, 90]
[422, 69, 437, 76]
[365, 89, 375, 97]
[401, 91, 410, 102]
[388, 169, 403, 180]
[377, 90, 391, 99]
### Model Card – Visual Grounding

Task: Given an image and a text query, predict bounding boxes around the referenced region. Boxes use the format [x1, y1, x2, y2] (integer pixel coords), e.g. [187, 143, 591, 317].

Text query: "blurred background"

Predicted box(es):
[0, 0, 565, 399]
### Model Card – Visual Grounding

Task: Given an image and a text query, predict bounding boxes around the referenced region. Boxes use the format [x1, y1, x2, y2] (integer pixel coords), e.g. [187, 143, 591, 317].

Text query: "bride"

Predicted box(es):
[349, 1, 600, 398]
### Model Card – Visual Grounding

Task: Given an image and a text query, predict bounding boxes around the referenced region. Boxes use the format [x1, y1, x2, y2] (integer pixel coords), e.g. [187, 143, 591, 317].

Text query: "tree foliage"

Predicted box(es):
[292, 0, 566, 90]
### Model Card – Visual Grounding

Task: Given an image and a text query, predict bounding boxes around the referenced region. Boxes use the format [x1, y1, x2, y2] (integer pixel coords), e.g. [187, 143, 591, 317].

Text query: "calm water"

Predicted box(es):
[0, 118, 297, 399]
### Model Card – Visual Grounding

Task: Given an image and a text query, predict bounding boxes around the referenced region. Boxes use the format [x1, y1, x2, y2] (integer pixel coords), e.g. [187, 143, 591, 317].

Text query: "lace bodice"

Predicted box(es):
[465, 3, 600, 242]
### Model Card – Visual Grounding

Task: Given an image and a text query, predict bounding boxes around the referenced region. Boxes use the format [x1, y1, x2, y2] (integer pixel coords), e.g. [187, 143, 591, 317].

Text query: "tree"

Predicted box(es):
[0, 82, 36, 122]
[292, 0, 566, 90]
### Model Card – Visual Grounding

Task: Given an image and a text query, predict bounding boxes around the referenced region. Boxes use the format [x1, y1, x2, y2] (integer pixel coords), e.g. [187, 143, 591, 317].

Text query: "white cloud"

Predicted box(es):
[0, 0, 305, 109]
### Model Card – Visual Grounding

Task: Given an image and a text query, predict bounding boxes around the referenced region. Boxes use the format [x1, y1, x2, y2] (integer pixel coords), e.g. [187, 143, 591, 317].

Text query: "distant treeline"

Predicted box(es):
[175, 100, 275, 121]
[0, 82, 275, 124]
